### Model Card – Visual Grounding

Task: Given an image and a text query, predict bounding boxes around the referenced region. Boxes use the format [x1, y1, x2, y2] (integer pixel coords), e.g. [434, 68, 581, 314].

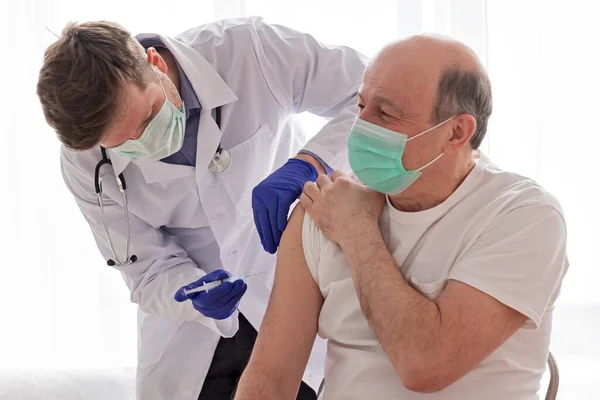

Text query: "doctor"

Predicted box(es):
[36, 17, 367, 400]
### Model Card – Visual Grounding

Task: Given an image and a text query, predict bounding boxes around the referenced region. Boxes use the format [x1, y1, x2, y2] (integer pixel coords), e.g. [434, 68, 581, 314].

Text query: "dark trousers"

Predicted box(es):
[198, 313, 317, 400]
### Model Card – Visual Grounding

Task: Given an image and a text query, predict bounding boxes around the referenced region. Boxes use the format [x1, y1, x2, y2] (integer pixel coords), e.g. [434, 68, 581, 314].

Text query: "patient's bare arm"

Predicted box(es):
[235, 205, 323, 400]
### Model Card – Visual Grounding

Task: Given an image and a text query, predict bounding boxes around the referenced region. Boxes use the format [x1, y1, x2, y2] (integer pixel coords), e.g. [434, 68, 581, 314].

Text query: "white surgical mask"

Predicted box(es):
[114, 68, 186, 161]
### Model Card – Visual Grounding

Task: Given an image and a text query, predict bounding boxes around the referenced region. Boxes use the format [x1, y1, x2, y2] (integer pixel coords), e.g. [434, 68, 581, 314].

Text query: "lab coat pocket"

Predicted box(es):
[410, 277, 448, 301]
[220, 123, 277, 216]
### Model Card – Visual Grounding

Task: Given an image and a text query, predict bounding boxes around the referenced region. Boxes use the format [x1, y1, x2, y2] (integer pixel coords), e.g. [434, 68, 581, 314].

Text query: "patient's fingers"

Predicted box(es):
[331, 170, 348, 182]
[303, 181, 319, 199]
[316, 174, 332, 189]
[299, 192, 313, 210]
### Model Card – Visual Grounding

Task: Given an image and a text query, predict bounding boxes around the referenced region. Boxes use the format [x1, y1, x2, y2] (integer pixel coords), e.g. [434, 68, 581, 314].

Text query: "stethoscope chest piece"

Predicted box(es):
[208, 148, 231, 173]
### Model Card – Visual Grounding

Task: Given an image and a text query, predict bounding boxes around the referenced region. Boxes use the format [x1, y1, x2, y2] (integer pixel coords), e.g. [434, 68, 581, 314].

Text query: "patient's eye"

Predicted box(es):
[380, 109, 394, 119]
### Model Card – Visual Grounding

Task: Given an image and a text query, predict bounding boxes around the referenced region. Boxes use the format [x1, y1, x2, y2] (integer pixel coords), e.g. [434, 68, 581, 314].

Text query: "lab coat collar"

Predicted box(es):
[108, 150, 131, 177]
[108, 35, 238, 183]
[160, 35, 238, 111]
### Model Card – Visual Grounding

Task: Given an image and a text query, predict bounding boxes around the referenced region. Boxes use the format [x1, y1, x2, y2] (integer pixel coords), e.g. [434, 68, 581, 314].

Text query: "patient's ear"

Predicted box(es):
[444, 114, 476, 153]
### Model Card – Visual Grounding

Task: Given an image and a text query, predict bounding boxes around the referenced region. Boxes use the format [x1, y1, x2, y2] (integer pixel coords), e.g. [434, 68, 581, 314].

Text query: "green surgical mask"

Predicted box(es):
[347, 116, 454, 195]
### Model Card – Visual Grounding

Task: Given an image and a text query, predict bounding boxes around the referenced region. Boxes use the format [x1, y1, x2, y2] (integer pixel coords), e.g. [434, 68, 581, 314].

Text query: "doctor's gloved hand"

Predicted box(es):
[252, 158, 319, 253]
[174, 269, 247, 320]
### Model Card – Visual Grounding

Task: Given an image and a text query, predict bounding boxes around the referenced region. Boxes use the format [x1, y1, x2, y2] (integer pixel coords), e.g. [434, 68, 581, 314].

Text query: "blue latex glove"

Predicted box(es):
[174, 269, 247, 320]
[252, 158, 319, 253]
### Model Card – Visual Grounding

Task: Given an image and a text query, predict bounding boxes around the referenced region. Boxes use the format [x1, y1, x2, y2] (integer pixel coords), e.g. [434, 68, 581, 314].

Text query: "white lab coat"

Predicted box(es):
[60, 17, 367, 400]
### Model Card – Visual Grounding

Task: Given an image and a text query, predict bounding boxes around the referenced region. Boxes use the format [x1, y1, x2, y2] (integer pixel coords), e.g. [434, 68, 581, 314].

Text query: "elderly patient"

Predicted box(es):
[235, 35, 568, 400]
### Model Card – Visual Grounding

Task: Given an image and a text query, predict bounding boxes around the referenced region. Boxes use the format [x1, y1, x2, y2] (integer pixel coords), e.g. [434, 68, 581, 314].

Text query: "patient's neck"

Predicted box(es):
[389, 158, 476, 212]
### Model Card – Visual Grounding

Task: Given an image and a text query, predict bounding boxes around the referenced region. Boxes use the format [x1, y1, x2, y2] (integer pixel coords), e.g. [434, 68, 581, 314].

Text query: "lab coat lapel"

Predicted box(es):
[161, 35, 238, 183]
[137, 162, 195, 183]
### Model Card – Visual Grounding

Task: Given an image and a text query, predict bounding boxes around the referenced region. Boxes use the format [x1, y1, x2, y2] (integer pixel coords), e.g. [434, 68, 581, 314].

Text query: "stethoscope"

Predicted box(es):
[94, 106, 230, 267]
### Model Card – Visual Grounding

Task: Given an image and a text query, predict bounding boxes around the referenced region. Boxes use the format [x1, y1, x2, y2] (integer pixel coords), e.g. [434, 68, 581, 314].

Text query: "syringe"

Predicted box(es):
[183, 271, 269, 296]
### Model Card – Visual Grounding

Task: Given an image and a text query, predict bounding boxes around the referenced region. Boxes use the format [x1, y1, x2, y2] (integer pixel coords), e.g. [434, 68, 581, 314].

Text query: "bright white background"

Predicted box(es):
[0, 0, 598, 398]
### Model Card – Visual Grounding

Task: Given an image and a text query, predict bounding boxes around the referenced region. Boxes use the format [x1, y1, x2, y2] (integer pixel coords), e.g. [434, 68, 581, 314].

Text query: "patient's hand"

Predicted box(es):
[300, 170, 385, 247]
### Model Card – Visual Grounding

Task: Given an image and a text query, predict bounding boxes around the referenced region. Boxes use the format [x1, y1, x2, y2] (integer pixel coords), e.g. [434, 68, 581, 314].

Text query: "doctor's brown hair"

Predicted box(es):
[37, 21, 150, 150]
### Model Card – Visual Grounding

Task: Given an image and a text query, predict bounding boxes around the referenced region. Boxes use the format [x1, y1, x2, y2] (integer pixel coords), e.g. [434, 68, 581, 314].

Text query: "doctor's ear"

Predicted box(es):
[146, 47, 168, 74]
[444, 114, 476, 154]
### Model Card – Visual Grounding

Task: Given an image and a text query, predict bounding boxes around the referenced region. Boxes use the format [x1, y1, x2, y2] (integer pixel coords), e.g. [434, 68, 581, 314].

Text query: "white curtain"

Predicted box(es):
[0, 0, 597, 398]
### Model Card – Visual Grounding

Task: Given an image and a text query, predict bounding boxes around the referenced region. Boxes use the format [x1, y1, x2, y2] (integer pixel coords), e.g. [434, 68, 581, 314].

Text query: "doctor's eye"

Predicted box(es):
[356, 104, 365, 111]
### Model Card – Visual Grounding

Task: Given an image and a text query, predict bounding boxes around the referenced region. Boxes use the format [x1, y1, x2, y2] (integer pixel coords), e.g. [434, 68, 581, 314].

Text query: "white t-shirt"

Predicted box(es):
[302, 153, 568, 400]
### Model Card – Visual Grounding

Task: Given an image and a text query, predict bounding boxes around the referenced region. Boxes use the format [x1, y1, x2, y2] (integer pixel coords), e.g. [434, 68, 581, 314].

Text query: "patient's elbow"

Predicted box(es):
[399, 365, 453, 394]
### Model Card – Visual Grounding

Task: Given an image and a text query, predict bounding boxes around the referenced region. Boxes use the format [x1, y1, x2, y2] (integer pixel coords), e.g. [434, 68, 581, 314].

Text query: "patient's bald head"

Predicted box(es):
[359, 34, 492, 150]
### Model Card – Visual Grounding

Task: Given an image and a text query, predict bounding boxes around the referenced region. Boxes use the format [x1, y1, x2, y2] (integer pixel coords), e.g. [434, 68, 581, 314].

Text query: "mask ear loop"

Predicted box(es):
[408, 115, 456, 171]
[150, 65, 184, 111]
[150, 66, 169, 104]
[407, 115, 457, 142]
[416, 152, 444, 171]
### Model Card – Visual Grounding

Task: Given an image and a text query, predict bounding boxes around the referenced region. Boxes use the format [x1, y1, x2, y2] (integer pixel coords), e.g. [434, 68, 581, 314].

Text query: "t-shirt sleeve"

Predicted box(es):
[302, 211, 326, 285]
[448, 204, 568, 329]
